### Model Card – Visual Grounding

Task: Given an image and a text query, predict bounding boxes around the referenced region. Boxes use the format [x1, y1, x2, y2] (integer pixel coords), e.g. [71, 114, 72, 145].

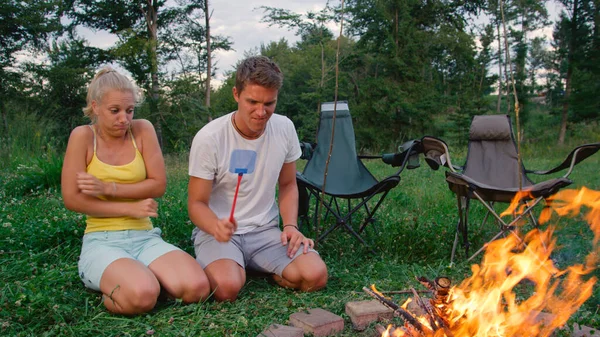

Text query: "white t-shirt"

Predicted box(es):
[189, 112, 301, 235]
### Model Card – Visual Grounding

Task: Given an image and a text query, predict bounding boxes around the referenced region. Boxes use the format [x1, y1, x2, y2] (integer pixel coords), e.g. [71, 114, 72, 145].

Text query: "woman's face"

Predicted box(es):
[92, 89, 135, 137]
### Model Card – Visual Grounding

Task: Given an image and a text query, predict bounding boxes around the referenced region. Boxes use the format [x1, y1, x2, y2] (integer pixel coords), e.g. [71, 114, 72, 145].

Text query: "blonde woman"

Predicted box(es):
[61, 67, 209, 314]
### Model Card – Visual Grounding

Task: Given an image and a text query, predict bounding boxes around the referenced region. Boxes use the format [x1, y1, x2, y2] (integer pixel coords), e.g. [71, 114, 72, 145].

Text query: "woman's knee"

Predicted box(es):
[128, 279, 161, 311]
[104, 280, 160, 314]
[181, 274, 211, 303]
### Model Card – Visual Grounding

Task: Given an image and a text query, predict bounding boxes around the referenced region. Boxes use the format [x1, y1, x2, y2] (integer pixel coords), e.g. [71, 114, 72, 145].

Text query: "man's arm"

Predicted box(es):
[188, 176, 236, 242]
[278, 161, 299, 226]
[278, 160, 313, 256]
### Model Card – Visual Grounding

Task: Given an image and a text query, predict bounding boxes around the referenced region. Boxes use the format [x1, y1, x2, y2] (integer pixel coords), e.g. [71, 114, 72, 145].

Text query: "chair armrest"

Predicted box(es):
[377, 140, 422, 169]
[358, 140, 421, 169]
[526, 143, 600, 177]
[419, 136, 460, 172]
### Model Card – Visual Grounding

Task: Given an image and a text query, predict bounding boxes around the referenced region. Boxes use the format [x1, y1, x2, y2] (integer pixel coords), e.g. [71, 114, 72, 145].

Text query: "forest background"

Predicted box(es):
[1, 1, 600, 335]
[2, 0, 600, 165]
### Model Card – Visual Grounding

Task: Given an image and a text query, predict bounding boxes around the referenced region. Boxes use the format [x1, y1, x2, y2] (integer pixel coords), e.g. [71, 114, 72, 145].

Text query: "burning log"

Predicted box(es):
[363, 286, 434, 336]
[363, 278, 454, 337]
[364, 187, 600, 337]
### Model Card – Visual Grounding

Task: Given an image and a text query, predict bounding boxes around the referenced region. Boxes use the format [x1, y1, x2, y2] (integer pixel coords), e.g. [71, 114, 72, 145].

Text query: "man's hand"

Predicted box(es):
[213, 217, 238, 242]
[280, 226, 314, 258]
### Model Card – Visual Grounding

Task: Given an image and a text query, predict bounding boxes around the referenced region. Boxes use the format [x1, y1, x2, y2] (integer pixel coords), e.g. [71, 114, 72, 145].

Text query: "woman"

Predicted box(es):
[61, 67, 209, 314]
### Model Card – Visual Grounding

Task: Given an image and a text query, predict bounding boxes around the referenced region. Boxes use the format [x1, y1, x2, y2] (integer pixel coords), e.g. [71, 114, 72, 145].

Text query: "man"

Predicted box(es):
[188, 56, 328, 301]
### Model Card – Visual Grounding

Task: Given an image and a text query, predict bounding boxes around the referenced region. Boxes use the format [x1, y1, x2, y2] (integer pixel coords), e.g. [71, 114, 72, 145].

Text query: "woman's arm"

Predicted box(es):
[110, 119, 166, 199]
[61, 126, 157, 218]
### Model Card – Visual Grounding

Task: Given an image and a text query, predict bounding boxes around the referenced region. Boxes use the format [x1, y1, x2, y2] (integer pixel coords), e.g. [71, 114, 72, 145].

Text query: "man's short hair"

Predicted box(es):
[235, 56, 283, 93]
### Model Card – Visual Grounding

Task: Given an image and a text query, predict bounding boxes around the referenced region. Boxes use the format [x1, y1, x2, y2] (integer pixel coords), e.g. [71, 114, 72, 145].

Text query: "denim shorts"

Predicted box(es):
[193, 223, 318, 276]
[78, 228, 181, 291]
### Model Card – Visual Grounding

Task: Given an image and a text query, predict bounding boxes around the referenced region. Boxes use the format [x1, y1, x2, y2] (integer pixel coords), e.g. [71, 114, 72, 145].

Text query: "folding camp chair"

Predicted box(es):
[296, 101, 420, 251]
[417, 115, 600, 264]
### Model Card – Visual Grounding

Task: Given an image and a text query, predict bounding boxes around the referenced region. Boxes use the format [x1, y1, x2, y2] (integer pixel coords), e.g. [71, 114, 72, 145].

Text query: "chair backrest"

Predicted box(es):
[463, 115, 533, 188]
[302, 101, 379, 195]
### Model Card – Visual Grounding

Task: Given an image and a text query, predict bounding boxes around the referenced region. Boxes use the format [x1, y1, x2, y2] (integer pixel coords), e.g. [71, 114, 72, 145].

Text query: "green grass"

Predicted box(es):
[1, 137, 599, 336]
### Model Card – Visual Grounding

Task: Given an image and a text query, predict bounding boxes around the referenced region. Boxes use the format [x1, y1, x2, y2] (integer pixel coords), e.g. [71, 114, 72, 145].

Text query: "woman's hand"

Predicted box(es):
[127, 198, 158, 218]
[280, 226, 314, 258]
[76, 172, 113, 197]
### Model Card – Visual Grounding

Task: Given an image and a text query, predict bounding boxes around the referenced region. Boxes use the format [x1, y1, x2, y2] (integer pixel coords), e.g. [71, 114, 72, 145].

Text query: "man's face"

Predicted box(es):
[233, 83, 278, 138]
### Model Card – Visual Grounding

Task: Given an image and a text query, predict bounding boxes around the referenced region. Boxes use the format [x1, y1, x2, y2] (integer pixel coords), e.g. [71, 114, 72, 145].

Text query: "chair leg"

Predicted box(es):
[451, 195, 470, 264]
[347, 198, 352, 228]
[340, 220, 376, 254]
[480, 201, 493, 230]
[463, 197, 471, 258]
[465, 194, 546, 262]
[358, 190, 390, 234]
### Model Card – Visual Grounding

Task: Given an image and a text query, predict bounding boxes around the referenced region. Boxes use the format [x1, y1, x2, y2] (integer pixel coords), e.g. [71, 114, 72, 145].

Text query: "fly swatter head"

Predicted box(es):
[229, 149, 257, 174]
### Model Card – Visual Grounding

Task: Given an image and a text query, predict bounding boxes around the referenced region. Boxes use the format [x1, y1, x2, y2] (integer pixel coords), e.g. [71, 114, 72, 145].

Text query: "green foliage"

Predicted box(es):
[1, 136, 599, 335]
[1, 144, 63, 198]
[0, 109, 62, 170]
[210, 73, 237, 116]
[161, 75, 211, 153]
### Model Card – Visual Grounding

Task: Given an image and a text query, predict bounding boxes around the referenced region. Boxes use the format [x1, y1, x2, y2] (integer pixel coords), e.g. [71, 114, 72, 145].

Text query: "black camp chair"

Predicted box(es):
[296, 101, 420, 251]
[418, 115, 600, 264]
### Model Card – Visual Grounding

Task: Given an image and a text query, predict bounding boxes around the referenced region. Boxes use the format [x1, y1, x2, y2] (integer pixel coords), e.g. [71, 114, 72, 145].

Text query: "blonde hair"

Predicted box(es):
[82, 66, 143, 123]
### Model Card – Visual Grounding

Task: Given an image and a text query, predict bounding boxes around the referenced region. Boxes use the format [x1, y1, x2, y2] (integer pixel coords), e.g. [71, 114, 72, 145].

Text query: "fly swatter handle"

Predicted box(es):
[229, 173, 243, 222]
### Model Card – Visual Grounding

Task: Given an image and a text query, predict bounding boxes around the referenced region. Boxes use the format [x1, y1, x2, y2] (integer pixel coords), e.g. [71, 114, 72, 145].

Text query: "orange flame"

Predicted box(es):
[382, 188, 600, 336]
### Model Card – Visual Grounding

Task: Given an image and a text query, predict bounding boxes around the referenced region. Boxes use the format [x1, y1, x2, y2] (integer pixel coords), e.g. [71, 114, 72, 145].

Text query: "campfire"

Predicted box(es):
[365, 188, 600, 337]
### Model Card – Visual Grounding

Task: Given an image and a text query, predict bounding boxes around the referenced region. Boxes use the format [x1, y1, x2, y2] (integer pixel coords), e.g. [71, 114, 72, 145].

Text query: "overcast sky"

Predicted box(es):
[79, 0, 334, 87]
[210, 0, 335, 83]
[78, 0, 562, 87]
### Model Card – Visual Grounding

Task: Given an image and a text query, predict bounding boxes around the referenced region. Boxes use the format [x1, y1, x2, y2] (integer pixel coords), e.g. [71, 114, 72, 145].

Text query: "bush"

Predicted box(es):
[2, 146, 63, 197]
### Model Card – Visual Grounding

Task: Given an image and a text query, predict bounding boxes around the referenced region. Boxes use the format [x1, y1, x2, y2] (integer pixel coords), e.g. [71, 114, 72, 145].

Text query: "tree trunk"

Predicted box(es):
[559, 0, 579, 145]
[316, 41, 326, 140]
[0, 95, 8, 137]
[142, 0, 163, 148]
[517, 9, 529, 96]
[496, 21, 503, 113]
[594, 0, 600, 49]
[205, 0, 212, 122]
[395, 8, 399, 55]
[504, 32, 510, 114]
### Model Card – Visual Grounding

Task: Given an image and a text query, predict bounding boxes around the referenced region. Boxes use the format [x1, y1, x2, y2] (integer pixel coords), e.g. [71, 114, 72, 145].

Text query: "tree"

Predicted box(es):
[512, 0, 549, 125]
[30, 38, 112, 140]
[70, 0, 182, 146]
[0, 0, 62, 134]
[527, 36, 547, 94]
[552, 0, 593, 144]
[260, 3, 338, 113]
[343, 0, 486, 149]
[204, 0, 212, 111]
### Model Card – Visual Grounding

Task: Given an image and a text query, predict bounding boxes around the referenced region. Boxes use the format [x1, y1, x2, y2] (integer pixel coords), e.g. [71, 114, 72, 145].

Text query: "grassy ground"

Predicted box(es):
[1, 134, 599, 336]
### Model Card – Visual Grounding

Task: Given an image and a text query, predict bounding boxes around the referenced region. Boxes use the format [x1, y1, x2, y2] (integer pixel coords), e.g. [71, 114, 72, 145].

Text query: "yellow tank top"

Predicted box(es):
[84, 125, 153, 233]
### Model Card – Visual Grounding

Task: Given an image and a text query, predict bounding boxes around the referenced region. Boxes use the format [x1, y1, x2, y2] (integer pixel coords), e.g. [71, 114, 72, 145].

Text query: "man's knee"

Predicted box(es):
[282, 254, 328, 291]
[211, 277, 244, 302]
[302, 260, 328, 291]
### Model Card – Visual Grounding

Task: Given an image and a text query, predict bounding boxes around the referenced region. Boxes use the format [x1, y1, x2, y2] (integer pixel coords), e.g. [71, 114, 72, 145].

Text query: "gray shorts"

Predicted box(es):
[193, 223, 318, 276]
[78, 228, 181, 291]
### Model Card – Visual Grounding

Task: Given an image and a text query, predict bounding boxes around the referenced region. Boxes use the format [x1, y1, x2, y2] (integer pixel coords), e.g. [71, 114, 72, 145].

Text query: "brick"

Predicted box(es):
[345, 300, 394, 331]
[257, 324, 304, 337]
[289, 308, 344, 337]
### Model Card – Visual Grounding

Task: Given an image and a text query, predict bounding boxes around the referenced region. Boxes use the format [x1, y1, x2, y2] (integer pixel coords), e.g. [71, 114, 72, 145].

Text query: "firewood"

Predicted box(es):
[362, 286, 434, 336]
